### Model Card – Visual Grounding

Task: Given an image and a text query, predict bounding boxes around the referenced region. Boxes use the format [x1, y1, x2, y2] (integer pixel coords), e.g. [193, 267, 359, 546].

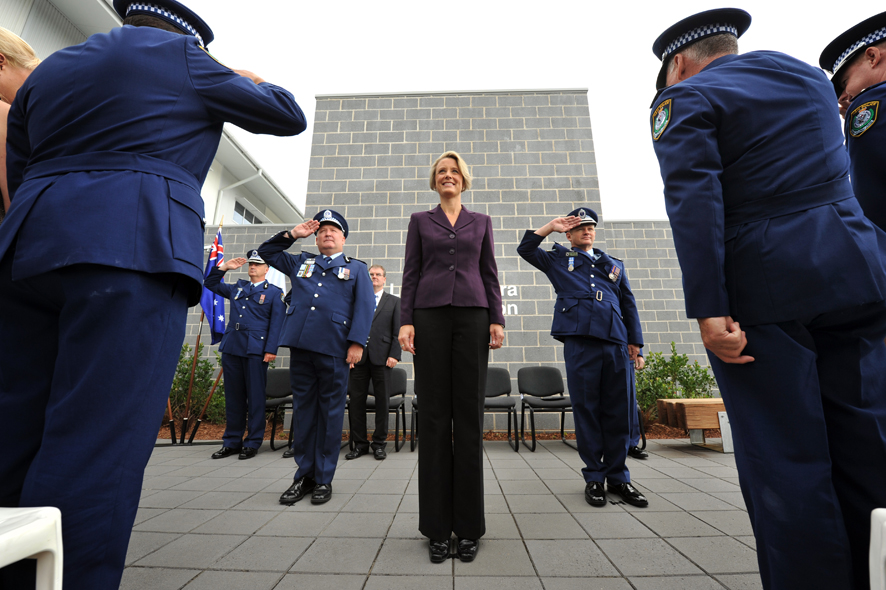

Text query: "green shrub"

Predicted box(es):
[636, 342, 717, 422]
[169, 343, 226, 424]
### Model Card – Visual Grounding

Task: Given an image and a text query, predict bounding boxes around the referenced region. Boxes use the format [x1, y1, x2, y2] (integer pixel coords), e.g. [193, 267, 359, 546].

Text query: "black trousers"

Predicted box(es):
[414, 306, 489, 541]
[348, 361, 390, 450]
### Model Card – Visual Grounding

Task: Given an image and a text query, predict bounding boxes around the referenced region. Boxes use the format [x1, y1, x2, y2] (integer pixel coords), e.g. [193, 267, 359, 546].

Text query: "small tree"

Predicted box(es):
[636, 342, 717, 423]
[168, 343, 226, 424]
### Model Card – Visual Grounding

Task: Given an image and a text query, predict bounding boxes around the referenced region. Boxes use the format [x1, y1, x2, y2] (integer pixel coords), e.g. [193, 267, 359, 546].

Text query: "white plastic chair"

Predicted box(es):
[0, 507, 63, 590]
[871, 508, 886, 590]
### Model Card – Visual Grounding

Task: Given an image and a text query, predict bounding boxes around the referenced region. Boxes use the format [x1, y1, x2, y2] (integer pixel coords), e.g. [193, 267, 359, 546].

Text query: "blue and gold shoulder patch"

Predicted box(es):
[200, 46, 228, 68]
[849, 100, 878, 138]
[652, 99, 672, 141]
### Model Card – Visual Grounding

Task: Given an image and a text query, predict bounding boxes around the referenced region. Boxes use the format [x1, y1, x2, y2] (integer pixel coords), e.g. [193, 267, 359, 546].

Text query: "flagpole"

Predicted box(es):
[180, 311, 204, 444]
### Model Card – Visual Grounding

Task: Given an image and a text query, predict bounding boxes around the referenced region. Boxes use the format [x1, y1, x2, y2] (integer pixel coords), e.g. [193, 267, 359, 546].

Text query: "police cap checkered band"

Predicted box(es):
[126, 2, 203, 45]
[662, 23, 739, 59]
[832, 26, 886, 73]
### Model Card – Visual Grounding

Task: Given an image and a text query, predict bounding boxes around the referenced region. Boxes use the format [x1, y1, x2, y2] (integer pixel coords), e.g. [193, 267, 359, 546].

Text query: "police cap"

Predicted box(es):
[313, 209, 349, 238]
[820, 11, 886, 93]
[568, 207, 598, 226]
[652, 8, 751, 90]
[114, 0, 214, 47]
[247, 249, 265, 264]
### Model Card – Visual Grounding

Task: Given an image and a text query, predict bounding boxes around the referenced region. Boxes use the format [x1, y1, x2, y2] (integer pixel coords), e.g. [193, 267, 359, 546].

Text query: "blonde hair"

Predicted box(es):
[0, 27, 40, 70]
[429, 151, 472, 192]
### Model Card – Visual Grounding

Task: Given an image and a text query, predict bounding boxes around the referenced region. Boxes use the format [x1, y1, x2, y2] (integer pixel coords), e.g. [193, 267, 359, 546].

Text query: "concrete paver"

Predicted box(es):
[121, 440, 762, 589]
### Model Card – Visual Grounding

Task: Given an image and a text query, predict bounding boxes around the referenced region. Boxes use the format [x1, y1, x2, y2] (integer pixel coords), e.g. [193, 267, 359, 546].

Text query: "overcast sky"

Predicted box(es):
[181, 1, 866, 222]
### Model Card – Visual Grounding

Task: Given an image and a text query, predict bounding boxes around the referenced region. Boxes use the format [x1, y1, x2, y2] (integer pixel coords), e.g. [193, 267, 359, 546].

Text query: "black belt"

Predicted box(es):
[724, 177, 854, 228]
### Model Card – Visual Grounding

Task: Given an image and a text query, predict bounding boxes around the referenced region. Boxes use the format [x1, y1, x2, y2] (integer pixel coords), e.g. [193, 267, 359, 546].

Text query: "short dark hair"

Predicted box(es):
[369, 265, 386, 276]
[123, 15, 186, 35]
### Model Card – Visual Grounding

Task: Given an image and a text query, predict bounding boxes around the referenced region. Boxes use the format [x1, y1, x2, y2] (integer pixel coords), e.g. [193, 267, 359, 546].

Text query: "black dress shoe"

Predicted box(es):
[345, 447, 368, 460]
[428, 539, 450, 563]
[282, 447, 295, 459]
[456, 538, 479, 562]
[585, 481, 606, 507]
[279, 476, 316, 505]
[607, 482, 649, 507]
[373, 447, 387, 460]
[238, 447, 257, 460]
[628, 446, 648, 459]
[211, 446, 241, 459]
[311, 483, 332, 504]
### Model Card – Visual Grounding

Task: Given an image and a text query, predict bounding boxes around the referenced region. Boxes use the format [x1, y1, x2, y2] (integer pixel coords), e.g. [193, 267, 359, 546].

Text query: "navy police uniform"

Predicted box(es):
[517, 208, 644, 487]
[258, 210, 374, 486]
[0, 1, 306, 587]
[820, 11, 886, 232]
[651, 9, 886, 590]
[204, 251, 285, 452]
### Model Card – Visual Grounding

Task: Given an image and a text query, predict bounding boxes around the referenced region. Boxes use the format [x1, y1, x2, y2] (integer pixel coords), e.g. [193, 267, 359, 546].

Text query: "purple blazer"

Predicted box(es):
[401, 205, 505, 326]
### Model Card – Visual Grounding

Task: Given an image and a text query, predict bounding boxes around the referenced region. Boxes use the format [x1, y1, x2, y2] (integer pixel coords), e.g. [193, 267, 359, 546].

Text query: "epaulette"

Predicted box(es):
[346, 256, 366, 265]
[611, 255, 623, 261]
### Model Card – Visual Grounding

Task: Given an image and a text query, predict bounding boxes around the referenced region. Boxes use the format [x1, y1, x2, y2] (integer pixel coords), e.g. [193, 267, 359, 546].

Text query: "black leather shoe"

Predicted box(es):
[211, 446, 241, 459]
[238, 447, 257, 460]
[311, 483, 332, 504]
[456, 538, 479, 562]
[628, 446, 648, 459]
[279, 476, 316, 505]
[282, 447, 295, 459]
[428, 539, 450, 563]
[585, 481, 606, 506]
[374, 447, 387, 460]
[607, 482, 648, 507]
[345, 447, 368, 460]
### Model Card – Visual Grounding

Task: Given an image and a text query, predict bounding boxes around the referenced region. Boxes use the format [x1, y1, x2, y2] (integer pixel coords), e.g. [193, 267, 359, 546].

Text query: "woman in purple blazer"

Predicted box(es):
[398, 151, 505, 563]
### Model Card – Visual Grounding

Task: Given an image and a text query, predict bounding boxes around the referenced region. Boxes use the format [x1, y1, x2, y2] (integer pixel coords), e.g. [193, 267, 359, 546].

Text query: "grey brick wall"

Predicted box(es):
[185, 89, 709, 433]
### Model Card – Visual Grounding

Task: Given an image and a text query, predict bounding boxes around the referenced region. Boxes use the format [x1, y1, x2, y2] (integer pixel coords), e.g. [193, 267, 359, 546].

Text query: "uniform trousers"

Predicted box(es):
[288, 348, 349, 484]
[629, 365, 641, 448]
[414, 306, 489, 541]
[0, 256, 188, 590]
[709, 301, 886, 590]
[221, 353, 269, 450]
[563, 337, 631, 485]
[348, 362, 390, 450]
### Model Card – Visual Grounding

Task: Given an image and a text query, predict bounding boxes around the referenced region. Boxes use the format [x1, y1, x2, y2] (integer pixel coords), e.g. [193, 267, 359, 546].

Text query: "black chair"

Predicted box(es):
[411, 366, 517, 452]
[518, 366, 574, 452]
[264, 368, 293, 452]
[347, 367, 408, 452]
[484, 367, 518, 452]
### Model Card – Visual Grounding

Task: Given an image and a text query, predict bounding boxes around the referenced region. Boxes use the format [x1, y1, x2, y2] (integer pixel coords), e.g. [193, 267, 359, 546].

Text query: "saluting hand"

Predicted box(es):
[549, 216, 582, 233]
[697, 316, 755, 364]
[290, 220, 320, 239]
[219, 257, 248, 271]
[398, 325, 416, 355]
[489, 324, 504, 350]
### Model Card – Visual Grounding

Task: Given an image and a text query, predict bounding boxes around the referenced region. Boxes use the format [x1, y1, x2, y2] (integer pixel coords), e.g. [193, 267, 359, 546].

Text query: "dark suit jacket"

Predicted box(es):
[401, 205, 505, 326]
[2, 26, 306, 306]
[360, 291, 402, 366]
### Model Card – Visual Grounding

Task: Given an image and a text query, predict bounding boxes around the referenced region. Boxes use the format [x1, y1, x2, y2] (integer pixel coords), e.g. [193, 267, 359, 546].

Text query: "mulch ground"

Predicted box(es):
[158, 420, 719, 442]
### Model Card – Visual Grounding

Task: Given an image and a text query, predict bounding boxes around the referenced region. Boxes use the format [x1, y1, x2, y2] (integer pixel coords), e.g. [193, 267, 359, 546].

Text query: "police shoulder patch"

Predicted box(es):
[850, 101, 879, 138]
[652, 99, 672, 141]
[200, 46, 228, 69]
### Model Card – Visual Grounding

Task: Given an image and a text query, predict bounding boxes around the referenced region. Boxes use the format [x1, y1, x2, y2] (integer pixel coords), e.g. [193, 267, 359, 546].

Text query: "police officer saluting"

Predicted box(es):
[204, 250, 285, 459]
[821, 11, 886, 232]
[650, 9, 886, 589]
[517, 208, 647, 508]
[258, 210, 374, 505]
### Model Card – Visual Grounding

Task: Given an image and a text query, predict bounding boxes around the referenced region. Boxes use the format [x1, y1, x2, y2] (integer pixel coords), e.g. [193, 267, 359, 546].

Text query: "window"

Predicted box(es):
[234, 201, 262, 225]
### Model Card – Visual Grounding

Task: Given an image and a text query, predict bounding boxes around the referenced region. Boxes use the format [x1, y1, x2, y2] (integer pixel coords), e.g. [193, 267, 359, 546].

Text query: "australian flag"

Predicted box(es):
[200, 226, 226, 344]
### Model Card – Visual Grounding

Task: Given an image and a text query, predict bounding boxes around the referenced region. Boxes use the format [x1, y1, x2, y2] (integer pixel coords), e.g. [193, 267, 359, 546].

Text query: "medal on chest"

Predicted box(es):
[609, 266, 620, 282]
[297, 258, 316, 278]
[234, 288, 243, 300]
[338, 267, 350, 280]
[566, 252, 577, 272]
[259, 294, 266, 305]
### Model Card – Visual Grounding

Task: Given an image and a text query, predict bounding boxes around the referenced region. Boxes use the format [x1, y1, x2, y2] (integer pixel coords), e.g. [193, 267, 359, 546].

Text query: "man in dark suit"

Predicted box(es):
[0, 2, 305, 587]
[346, 264, 401, 461]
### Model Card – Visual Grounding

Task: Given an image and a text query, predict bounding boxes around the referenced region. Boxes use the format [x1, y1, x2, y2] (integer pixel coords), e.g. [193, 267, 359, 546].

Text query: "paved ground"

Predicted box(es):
[124, 439, 762, 590]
